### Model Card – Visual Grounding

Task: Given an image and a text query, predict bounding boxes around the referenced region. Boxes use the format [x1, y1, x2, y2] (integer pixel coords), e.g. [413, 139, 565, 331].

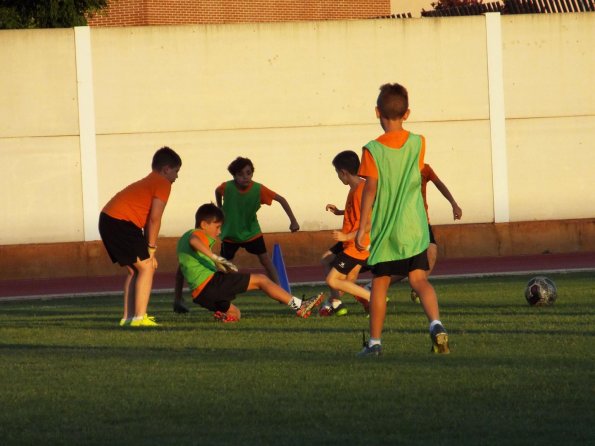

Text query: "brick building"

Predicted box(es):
[87, 0, 415, 27]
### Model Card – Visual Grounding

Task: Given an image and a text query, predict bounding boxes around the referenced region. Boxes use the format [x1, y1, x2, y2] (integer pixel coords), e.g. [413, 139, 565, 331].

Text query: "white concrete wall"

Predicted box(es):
[0, 14, 593, 245]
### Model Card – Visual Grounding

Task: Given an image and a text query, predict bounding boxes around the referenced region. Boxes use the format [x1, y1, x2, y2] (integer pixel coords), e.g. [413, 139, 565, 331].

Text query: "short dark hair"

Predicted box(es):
[195, 203, 224, 227]
[332, 150, 360, 175]
[152, 146, 182, 170]
[227, 157, 254, 176]
[377, 83, 409, 120]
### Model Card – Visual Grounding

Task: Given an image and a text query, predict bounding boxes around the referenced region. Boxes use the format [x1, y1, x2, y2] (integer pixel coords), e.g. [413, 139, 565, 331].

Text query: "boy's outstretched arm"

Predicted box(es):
[356, 177, 376, 251]
[325, 204, 345, 215]
[189, 233, 238, 273]
[433, 178, 462, 220]
[274, 194, 300, 232]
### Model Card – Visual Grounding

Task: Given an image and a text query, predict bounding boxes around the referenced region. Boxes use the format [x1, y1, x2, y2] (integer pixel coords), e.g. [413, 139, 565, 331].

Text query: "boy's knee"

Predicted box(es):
[325, 275, 335, 288]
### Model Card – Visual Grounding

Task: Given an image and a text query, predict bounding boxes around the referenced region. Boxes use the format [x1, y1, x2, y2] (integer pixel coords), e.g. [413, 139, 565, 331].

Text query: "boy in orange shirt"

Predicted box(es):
[319, 150, 372, 316]
[99, 146, 181, 327]
[408, 163, 463, 301]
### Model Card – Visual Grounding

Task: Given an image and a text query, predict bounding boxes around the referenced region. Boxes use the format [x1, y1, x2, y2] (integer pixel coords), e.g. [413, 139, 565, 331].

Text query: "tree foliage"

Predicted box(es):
[428, 0, 484, 10]
[0, 0, 106, 29]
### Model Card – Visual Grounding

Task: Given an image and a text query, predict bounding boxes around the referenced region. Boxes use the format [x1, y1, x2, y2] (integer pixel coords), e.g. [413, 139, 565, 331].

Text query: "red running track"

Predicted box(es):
[0, 252, 593, 301]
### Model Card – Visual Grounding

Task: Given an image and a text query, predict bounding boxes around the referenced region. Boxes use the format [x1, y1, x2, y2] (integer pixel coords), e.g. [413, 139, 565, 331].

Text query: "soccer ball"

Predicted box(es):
[524, 276, 557, 306]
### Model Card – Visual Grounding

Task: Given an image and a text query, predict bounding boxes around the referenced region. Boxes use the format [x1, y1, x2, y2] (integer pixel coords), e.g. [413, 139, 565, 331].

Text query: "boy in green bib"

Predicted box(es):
[215, 157, 300, 284]
[175, 203, 323, 322]
[355, 83, 450, 357]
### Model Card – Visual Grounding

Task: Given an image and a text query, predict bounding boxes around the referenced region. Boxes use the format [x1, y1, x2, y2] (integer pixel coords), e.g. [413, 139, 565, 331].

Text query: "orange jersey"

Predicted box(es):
[102, 171, 171, 229]
[216, 181, 276, 205]
[420, 163, 439, 220]
[358, 130, 426, 179]
[341, 180, 370, 260]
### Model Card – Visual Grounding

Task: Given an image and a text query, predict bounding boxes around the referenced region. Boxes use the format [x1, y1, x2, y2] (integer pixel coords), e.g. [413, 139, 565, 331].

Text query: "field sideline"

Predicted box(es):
[0, 272, 593, 445]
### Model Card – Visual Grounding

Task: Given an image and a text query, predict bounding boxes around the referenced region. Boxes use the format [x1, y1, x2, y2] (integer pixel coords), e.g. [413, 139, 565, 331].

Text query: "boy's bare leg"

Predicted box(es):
[132, 257, 155, 317]
[257, 253, 280, 285]
[248, 273, 290, 304]
[123, 265, 137, 319]
[409, 269, 440, 321]
[369, 276, 391, 339]
[321, 251, 342, 301]
[427, 243, 438, 276]
[248, 273, 324, 317]
[326, 269, 370, 302]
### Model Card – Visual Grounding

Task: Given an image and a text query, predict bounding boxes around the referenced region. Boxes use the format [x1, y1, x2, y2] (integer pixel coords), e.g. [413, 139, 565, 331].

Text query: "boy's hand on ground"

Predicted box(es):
[211, 255, 239, 273]
[289, 221, 300, 232]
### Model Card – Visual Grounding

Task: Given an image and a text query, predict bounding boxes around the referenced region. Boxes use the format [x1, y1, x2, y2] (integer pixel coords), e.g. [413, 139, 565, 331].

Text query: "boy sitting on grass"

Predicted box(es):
[175, 203, 323, 322]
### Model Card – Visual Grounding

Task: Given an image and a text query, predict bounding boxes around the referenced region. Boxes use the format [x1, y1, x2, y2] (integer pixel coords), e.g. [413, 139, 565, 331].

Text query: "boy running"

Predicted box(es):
[356, 83, 450, 356]
[319, 150, 371, 316]
[176, 203, 323, 321]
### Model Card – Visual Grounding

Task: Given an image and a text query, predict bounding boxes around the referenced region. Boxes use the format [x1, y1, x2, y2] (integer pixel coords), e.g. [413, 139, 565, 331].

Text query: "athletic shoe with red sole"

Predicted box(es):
[297, 292, 324, 318]
[213, 311, 239, 323]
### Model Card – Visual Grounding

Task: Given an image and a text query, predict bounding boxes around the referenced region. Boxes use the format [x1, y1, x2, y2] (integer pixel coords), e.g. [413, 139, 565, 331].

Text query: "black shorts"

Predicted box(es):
[428, 224, 436, 245]
[98, 212, 149, 266]
[220, 236, 267, 260]
[193, 272, 251, 312]
[371, 249, 429, 277]
[331, 251, 367, 275]
[328, 241, 344, 255]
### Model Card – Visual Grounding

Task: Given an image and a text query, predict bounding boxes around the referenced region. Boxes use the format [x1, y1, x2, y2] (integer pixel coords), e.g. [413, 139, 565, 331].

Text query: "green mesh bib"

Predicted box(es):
[176, 229, 217, 292]
[220, 181, 262, 242]
[365, 134, 429, 265]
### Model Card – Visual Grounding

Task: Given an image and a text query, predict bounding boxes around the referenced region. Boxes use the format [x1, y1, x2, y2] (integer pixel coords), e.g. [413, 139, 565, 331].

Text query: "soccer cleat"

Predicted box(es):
[297, 292, 325, 318]
[410, 289, 421, 304]
[430, 323, 450, 354]
[173, 301, 190, 314]
[213, 311, 239, 323]
[129, 314, 159, 327]
[119, 318, 131, 327]
[357, 344, 382, 358]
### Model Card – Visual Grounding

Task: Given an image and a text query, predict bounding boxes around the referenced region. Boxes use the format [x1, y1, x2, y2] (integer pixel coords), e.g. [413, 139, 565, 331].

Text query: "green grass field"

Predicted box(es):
[0, 272, 593, 446]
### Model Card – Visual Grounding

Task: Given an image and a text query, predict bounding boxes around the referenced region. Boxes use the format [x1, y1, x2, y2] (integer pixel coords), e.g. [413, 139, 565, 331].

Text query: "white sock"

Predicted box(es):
[331, 299, 343, 309]
[288, 296, 302, 311]
[369, 337, 381, 347]
[429, 320, 442, 333]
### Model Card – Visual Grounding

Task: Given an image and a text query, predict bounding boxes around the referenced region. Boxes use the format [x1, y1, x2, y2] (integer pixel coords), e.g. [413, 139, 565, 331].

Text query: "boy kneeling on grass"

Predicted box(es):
[175, 203, 323, 322]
